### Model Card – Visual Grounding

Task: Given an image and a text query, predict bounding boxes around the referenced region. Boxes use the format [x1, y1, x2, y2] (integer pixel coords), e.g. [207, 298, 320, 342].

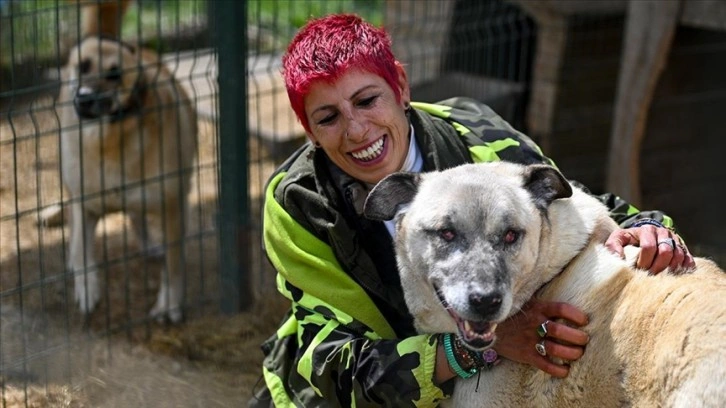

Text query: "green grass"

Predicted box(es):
[1, 0, 383, 66]
[249, 0, 383, 53]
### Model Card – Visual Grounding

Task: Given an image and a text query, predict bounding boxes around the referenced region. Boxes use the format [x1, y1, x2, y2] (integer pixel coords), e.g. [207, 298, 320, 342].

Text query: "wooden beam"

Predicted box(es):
[514, 4, 569, 155]
[606, 0, 681, 206]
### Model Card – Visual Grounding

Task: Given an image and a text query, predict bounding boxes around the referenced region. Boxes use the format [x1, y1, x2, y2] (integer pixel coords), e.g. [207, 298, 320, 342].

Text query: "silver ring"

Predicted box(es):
[657, 238, 676, 250]
[535, 339, 547, 357]
[537, 320, 550, 338]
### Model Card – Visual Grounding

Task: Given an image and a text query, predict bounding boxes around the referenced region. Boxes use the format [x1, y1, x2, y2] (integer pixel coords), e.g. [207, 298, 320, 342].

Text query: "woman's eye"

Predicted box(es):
[439, 229, 456, 242]
[357, 95, 377, 107]
[503, 230, 519, 244]
[316, 113, 337, 126]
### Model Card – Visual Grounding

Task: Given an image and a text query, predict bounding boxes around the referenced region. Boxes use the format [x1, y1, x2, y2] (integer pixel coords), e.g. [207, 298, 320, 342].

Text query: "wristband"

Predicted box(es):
[629, 218, 665, 229]
[441, 333, 478, 379]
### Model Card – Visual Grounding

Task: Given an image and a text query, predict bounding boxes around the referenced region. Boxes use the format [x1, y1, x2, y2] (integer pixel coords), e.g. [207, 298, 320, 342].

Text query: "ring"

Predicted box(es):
[535, 339, 547, 357]
[657, 238, 676, 250]
[537, 320, 550, 338]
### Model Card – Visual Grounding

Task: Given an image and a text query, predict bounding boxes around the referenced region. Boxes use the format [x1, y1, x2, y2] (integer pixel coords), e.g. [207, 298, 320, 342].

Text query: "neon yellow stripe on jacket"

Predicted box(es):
[397, 334, 446, 407]
[411, 101, 452, 117]
[298, 319, 338, 396]
[264, 314, 298, 407]
[264, 172, 397, 340]
[263, 365, 295, 408]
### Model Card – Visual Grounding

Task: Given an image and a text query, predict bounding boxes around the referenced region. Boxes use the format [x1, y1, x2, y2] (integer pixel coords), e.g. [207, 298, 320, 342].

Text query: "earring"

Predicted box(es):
[404, 102, 411, 112]
[314, 141, 321, 148]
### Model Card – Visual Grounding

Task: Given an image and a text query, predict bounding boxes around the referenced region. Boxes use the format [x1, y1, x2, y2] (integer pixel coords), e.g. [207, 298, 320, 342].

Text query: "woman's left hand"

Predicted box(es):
[605, 225, 696, 274]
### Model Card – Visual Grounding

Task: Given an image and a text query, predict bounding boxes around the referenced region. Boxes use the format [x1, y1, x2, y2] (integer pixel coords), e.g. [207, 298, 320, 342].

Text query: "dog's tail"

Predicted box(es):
[75, 0, 132, 39]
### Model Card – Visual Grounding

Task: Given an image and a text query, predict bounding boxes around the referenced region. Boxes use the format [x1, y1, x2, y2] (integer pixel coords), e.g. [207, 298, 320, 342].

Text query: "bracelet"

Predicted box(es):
[454, 336, 499, 370]
[441, 333, 478, 379]
[629, 218, 664, 229]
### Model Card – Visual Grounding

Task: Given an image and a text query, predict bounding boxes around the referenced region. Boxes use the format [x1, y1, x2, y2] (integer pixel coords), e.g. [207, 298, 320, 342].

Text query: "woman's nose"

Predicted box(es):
[345, 117, 367, 142]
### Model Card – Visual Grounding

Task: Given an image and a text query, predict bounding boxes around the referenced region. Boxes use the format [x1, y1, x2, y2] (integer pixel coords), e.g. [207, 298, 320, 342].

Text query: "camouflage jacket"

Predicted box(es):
[250, 97, 674, 407]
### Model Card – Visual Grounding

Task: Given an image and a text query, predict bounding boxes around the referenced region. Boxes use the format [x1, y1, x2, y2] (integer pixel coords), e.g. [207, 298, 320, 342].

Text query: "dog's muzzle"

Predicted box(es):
[435, 284, 500, 350]
[73, 86, 116, 119]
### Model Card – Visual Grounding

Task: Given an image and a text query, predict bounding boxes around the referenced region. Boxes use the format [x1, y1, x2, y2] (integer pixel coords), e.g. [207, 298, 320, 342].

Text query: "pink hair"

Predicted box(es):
[282, 14, 402, 134]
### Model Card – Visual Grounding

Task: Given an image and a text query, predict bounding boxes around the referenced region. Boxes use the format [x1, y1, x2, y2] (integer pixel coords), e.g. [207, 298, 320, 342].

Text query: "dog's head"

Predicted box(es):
[364, 162, 572, 350]
[63, 36, 146, 121]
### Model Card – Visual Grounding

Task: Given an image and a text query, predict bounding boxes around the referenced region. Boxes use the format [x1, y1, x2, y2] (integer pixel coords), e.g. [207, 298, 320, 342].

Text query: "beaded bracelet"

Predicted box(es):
[452, 334, 499, 370]
[441, 334, 500, 378]
[441, 333, 478, 379]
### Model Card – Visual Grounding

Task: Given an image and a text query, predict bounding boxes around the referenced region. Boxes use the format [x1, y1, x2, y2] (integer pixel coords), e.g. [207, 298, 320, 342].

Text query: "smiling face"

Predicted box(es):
[304, 67, 411, 185]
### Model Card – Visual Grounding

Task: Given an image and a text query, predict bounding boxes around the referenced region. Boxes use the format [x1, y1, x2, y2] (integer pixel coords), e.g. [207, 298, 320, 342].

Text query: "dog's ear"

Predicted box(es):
[364, 172, 420, 221]
[523, 164, 573, 209]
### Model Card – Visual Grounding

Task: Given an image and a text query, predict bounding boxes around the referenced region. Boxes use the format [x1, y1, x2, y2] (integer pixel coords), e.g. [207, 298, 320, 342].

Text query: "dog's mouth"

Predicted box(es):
[73, 89, 116, 119]
[435, 285, 497, 350]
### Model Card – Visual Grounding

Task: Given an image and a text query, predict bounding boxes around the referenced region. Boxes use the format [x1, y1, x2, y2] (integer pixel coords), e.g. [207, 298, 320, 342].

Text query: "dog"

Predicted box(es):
[364, 161, 726, 407]
[57, 36, 197, 322]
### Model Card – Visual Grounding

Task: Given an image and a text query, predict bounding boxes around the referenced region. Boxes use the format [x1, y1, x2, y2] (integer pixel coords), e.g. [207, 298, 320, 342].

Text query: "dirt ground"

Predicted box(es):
[0, 89, 289, 407]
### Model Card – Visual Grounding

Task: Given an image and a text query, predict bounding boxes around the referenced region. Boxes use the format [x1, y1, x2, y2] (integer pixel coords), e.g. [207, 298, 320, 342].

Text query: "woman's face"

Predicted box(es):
[303, 66, 411, 185]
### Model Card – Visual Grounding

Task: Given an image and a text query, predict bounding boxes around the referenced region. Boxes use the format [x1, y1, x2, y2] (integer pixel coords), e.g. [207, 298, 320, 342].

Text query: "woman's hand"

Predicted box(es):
[605, 225, 695, 274]
[493, 300, 589, 378]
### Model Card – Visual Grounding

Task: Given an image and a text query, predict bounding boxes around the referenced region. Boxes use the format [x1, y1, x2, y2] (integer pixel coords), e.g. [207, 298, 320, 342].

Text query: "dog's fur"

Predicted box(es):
[58, 36, 197, 322]
[76, 0, 132, 39]
[364, 162, 726, 407]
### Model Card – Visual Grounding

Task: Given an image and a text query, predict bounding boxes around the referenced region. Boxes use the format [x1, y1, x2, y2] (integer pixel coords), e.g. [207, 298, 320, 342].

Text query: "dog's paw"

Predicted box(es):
[74, 274, 100, 315]
[149, 289, 183, 324]
[149, 302, 183, 324]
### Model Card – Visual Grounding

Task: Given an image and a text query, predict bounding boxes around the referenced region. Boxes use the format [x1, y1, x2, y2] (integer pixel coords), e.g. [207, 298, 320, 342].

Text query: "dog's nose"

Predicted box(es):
[75, 92, 96, 110]
[468, 291, 502, 318]
[73, 87, 114, 119]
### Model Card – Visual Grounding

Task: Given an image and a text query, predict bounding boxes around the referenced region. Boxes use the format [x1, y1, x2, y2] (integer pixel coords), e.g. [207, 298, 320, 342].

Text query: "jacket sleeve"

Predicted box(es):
[442, 97, 680, 233]
[258, 173, 450, 407]
[259, 280, 449, 407]
[570, 180, 677, 231]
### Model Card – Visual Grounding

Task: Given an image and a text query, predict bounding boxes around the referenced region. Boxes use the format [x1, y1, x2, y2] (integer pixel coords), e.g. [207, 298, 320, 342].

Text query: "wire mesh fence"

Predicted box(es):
[0, 0, 724, 406]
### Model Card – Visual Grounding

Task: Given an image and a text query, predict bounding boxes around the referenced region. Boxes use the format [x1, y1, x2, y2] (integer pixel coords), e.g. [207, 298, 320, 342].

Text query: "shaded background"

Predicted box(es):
[0, 0, 724, 406]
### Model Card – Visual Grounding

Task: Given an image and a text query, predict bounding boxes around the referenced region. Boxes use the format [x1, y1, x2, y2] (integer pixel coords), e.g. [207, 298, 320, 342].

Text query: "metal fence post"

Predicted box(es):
[211, 0, 252, 313]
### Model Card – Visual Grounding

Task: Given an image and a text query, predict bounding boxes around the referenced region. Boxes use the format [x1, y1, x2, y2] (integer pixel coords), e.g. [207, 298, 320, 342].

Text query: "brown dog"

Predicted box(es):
[57, 36, 197, 322]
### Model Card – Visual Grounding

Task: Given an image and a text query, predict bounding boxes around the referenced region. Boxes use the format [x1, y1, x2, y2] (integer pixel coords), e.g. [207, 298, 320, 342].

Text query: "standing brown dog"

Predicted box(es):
[58, 36, 197, 322]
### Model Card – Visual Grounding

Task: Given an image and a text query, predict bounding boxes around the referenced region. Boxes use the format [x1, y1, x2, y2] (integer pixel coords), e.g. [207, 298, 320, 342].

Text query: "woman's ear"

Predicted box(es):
[307, 134, 320, 147]
[394, 61, 411, 107]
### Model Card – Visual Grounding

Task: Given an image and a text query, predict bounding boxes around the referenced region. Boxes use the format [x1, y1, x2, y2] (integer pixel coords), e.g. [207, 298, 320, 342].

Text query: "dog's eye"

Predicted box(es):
[503, 229, 519, 244]
[106, 65, 122, 82]
[439, 229, 456, 242]
[79, 59, 91, 74]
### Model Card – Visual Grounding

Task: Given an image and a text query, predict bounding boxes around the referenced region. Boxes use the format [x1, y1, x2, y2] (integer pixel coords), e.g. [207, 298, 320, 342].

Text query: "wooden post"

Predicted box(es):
[606, 0, 681, 206]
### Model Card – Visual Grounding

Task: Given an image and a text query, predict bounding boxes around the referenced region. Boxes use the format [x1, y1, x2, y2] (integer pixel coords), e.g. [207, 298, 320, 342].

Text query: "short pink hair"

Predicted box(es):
[282, 13, 402, 134]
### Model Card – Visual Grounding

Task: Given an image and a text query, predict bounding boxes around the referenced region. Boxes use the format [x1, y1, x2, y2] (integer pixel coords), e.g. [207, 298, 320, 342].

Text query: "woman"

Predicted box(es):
[251, 13, 694, 407]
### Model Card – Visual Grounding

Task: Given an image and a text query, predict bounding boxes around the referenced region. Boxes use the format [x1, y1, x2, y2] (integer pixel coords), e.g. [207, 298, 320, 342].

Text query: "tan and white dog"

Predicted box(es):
[364, 162, 726, 407]
[57, 36, 197, 322]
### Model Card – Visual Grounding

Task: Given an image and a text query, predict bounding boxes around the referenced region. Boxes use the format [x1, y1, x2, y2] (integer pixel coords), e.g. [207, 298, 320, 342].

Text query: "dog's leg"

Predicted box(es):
[129, 212, 164, 260]
[149, 201, 186, 323]
[68, 202, 100, 315]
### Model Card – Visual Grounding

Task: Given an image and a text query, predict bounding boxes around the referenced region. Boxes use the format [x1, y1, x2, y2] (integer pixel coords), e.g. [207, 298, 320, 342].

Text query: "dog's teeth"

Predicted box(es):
[464, 320, 472, 333]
